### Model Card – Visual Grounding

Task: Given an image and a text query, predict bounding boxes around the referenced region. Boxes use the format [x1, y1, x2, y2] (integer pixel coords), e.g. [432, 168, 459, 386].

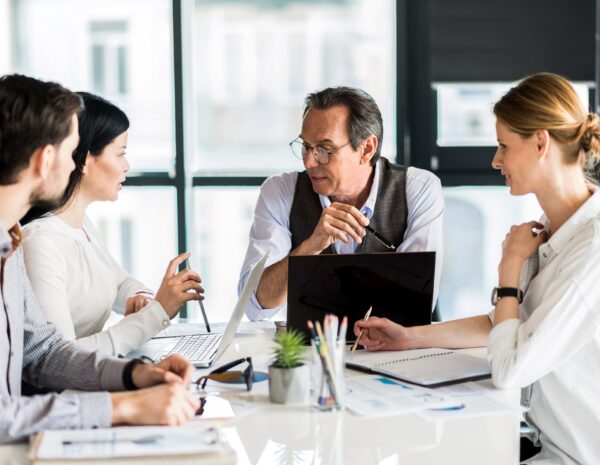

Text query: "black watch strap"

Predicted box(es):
[122, 357, 152, 390]
[491, 287, 524, 305]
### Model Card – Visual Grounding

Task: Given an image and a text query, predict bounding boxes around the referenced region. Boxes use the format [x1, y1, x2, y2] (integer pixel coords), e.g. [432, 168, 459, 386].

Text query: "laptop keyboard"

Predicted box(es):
[161, 334, 222, 363]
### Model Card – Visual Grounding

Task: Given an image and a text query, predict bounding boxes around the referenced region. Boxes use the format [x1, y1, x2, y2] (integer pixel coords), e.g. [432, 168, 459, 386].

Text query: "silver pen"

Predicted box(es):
[185, 258, 210, 333]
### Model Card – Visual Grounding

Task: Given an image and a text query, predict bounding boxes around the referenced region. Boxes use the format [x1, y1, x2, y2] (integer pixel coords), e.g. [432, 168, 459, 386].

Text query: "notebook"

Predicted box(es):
[346, 348, 491, 387]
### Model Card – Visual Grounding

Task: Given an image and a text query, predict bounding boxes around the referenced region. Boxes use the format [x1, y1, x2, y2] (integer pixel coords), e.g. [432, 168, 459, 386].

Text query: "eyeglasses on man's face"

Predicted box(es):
[289, 137, 352, 165]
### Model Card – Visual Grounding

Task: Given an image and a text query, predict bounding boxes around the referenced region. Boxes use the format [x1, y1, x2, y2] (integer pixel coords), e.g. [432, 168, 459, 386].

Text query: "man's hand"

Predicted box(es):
[125, 294, 153, 316]
[300, 202, 370, 255]
[131, 354, 194, 389]
[111, 383, 199, 426]
[354, 316, 412, 351]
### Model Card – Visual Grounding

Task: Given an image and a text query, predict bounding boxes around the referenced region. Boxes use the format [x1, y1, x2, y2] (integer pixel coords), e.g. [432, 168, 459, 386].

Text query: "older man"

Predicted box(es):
[0, 74, 199, 443]
[238, 86, 444, 320]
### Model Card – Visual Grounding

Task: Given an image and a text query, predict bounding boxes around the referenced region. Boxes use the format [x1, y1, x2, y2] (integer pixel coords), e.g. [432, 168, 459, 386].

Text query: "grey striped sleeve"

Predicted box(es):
[0, 391, 112, 444]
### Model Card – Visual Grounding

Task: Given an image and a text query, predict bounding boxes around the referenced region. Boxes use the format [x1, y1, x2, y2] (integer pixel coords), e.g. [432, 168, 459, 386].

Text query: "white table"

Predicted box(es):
[0, 320, 521, 465]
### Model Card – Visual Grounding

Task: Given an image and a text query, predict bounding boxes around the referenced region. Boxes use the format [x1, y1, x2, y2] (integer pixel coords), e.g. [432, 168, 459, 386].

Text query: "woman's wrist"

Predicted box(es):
[396, 325, 418, 351]
[498, 258, 523, 287]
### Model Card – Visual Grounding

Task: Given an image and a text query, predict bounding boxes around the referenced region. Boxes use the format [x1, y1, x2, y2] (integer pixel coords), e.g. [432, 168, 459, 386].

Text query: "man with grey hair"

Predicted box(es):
[238, 86, 444, 320]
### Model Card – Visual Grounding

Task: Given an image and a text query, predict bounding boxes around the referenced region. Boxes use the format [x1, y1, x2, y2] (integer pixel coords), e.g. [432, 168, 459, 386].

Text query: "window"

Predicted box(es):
[191, 187, 260, 321]
[87, 187, 178, 291]
[436, 82, 592, 148]
[408, 0, 596, 184]
[190, 0, 397, 174]
[9, 0, 175, 172]
[90, 21, 129, 96]
[439, 187, 542, 320]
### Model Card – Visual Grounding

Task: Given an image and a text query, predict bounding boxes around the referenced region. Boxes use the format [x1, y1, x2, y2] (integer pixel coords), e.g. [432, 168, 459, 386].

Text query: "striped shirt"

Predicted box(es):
[0, 224, 128, 444]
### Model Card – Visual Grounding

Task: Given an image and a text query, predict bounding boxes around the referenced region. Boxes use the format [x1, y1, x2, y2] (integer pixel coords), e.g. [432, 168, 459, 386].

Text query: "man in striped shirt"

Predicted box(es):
[0, 74, 199, 443]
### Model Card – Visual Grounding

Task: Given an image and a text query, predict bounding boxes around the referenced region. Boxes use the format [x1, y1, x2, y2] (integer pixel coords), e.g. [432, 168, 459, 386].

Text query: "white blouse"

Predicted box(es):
[488, 188, 600, 465]
[22, 215, 170, 356]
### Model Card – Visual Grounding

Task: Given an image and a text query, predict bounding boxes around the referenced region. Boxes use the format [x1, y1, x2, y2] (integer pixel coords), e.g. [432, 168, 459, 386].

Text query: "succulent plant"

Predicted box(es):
[272, 329, 306, 368]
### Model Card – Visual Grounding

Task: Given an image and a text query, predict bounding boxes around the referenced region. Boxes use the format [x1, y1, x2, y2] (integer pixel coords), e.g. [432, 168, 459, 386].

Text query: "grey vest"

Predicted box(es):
[289, 157, 408, 254]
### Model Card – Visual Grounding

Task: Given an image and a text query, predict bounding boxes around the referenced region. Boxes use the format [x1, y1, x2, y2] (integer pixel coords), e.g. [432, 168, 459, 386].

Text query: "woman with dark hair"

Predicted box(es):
[21, 93, 203, 356]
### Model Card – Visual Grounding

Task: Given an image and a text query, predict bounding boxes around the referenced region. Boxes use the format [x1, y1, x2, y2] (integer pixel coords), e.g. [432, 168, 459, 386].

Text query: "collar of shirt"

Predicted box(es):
[318, 159, 380, 219]
[540, 185, 600, 257]
[0, 224, 22, 258]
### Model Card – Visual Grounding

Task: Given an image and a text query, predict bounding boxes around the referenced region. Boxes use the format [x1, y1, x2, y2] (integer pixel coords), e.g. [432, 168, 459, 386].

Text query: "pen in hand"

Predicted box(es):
[351, 306, 373, 353]
[365, 225, 396, 251]
[185, 258, 210, 333]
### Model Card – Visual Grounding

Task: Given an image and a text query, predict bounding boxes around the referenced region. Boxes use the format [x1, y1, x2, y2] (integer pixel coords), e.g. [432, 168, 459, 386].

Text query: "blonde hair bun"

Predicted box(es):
[581, 112, 600, 155]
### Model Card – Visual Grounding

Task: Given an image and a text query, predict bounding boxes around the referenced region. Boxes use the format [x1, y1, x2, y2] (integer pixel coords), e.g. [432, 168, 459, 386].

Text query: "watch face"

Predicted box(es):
[491, 287, 499, 306]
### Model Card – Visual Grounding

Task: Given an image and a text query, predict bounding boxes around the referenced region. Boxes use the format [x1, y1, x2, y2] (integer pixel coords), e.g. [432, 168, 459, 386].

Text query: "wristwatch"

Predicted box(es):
[491, 287, 524, 305]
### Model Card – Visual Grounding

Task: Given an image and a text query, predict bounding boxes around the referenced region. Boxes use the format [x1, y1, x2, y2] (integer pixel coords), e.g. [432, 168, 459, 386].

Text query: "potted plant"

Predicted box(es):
[269, 329, 309, 404]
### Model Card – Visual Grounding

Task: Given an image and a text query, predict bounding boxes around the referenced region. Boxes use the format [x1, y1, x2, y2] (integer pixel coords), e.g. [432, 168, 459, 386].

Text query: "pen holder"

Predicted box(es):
[310, 340, 345, 411]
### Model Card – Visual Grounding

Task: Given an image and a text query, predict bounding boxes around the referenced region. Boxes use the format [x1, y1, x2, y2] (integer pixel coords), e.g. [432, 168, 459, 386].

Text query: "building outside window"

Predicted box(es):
[90, 21, 129, 96]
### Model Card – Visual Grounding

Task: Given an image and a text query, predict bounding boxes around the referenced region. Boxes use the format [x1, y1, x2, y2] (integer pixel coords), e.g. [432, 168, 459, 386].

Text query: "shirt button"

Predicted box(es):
[162, 320, 169, 327]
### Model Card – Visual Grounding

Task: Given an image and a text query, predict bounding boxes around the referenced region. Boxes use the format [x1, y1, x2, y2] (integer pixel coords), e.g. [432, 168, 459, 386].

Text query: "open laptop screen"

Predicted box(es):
[287, 252, 435, 343]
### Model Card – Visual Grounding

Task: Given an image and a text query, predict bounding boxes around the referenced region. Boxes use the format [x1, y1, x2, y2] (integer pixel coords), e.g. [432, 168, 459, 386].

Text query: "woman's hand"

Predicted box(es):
[499, 221, 548, 286]
[155, 252, 204, 319]
[125, 294, 153, 316]
[353, 316, 412, 351]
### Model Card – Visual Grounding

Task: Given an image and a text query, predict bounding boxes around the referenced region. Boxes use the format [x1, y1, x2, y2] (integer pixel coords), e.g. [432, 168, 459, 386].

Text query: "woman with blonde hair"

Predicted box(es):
[354, 73, 600, 464]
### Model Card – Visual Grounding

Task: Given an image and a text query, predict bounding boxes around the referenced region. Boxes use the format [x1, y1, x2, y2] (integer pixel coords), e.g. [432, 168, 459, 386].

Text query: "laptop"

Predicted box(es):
[131, 254, 267, 367]
[287, 252, 435, 343]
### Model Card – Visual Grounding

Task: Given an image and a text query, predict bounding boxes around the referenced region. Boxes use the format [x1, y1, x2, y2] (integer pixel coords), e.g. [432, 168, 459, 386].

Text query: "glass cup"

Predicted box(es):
[310, 340, 345, 411]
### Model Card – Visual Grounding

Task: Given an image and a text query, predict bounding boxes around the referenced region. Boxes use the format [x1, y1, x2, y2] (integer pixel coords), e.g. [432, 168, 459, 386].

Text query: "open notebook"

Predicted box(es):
[346, 348, 491, 387]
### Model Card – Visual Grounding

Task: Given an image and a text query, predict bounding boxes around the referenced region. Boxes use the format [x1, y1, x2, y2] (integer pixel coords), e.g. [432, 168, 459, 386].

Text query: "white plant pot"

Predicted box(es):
[268, 364, 310, 405]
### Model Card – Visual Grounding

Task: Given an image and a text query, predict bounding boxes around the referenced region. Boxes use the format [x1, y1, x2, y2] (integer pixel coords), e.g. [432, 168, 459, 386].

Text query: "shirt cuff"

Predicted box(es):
[134, 289, 154, 297]
[246, 291, 284, 321]
[99, 358, 130, 391]
[487, 307, 496, 325]
[487, 318, 521, 359]
[145, 300, 171, 330]
[75, 391, 113, 429]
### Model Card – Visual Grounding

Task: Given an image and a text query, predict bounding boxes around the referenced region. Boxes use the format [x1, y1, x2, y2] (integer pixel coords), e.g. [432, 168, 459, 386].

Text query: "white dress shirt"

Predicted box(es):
[488, 188, 600, 465]
[239, 162, 444, 321]
[22, 215, 170, 356]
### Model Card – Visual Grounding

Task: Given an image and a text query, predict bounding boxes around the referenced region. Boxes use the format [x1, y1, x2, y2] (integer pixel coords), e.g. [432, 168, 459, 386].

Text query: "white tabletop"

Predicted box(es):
[188, 320, 521, 465]
[0, 320, 521, 465]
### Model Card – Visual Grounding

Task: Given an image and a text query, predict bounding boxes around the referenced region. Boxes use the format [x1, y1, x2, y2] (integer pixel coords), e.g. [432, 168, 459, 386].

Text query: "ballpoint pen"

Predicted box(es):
[365, 225, 396, 250]
[185, 258, 211, 333]
[351, 306, 373, 352]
